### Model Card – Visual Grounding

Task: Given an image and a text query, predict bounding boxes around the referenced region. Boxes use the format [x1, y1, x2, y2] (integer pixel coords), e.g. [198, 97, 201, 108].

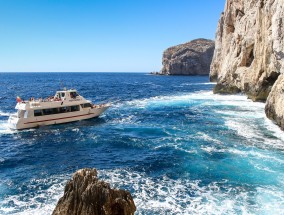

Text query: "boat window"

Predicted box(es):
[59, 106, 70, 113]
[82, 103, 92, 108]
[71, 105, 79, 112]
[61, 93, 65, 98]
[17, 110, 25, 118]
[52, 108, 59, 114]
[70, 92, 78, 99]
[43, 108, 53, 115]
[34, 109, 42, 117]
[40, 106, 78, 115]
[24, 111, 29, 118]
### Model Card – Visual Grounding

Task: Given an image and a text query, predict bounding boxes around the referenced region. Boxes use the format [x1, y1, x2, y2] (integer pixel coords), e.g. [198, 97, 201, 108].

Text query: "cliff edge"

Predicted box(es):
[161, 39, 215, 75]
[53, 168, 136, 215]
[210, 0, 284, 129]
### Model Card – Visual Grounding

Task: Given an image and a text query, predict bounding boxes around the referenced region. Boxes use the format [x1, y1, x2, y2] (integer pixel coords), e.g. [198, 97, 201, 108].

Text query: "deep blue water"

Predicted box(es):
[0, 72, 284, 214]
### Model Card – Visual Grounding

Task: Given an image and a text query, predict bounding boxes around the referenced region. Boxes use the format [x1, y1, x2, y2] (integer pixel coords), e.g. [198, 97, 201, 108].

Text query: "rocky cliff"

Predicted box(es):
[265, 74, 284, 129]
[210, 0, 284, 129]
[53, 168, 136, 215]
[160, 39, 215, 75]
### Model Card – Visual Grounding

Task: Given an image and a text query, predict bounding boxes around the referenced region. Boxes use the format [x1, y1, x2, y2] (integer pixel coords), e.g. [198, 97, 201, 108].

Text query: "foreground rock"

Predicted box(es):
[53, 168, 136, 215]
[210, 0, 284, 129]
[160, 39, 215, 75]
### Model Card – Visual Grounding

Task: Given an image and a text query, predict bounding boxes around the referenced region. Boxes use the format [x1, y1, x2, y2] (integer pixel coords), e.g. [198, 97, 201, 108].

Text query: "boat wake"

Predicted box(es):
[0, 111, 11, 117]
[0, 120, 15, 135]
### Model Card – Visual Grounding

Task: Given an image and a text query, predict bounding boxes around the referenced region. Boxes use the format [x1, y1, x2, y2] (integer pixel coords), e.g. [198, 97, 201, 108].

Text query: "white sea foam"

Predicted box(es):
[114, 90, 261, 110]
[197, 132, 222, 145]
[99, 169, 284, 215]
[0, 175, 68, 215]
[0, 111, 11, 117]
[264, 117, 284, 142]
[0, 120, 16, 135]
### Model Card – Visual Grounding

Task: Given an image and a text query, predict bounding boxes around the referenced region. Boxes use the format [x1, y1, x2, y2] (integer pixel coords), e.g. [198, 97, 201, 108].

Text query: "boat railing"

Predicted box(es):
[24, 96, 83, 105]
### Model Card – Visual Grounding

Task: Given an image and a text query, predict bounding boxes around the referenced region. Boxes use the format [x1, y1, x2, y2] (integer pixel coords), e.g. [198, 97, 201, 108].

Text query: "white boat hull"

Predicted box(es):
[8, 105, 109, 130]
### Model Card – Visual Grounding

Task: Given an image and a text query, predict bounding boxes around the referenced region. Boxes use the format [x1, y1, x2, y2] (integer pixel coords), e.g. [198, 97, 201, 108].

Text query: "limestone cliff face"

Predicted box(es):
[210, 0, 284, 101]
[265, 74, 284, 129]
[161, 39, 215, 75]
[53, 168, 136, 215]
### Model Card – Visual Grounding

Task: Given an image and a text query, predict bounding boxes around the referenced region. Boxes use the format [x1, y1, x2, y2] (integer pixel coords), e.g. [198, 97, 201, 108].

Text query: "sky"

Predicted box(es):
[0, 0, 225, 72]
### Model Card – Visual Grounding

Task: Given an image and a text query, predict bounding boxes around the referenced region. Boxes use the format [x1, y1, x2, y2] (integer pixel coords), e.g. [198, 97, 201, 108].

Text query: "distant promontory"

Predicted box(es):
[158, 38, 215, 76]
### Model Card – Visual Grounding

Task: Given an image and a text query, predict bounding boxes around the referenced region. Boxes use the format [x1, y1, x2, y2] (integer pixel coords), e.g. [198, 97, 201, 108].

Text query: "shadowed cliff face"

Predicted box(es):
[161, 39, 215, 75]
[52, 168, 136, 215]
[210, 0, 284, 101]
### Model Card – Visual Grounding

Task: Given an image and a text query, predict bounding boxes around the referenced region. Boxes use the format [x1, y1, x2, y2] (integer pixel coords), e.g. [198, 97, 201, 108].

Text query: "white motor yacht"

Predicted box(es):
[8, 89, 110, 130]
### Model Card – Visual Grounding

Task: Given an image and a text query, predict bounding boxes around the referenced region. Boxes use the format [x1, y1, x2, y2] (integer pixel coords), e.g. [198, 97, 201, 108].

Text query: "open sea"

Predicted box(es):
[0, 72, 284, 215]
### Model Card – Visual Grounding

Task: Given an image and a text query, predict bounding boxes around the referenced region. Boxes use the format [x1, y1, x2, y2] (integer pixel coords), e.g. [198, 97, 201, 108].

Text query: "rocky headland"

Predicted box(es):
[53, 168, 136, 215]
[210, 0, 284, 129]
[160, 38, 215, 75]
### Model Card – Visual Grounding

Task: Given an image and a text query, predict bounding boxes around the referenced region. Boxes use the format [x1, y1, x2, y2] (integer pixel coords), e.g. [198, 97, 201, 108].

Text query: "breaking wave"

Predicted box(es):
[100, 169, 284, 215]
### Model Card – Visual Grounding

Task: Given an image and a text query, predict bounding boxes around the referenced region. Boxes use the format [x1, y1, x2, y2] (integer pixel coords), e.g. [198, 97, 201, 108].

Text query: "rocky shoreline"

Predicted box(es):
[53, 168, 136, 215]
[210, 0, 284, 129]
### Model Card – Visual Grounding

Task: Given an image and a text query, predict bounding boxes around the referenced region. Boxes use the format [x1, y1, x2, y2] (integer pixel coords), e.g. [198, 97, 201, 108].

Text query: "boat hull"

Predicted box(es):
[8, 105, 109, 130]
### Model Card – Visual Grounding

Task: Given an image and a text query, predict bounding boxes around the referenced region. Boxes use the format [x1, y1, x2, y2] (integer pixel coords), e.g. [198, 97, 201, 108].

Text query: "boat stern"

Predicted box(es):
[8, 114, 19, 130]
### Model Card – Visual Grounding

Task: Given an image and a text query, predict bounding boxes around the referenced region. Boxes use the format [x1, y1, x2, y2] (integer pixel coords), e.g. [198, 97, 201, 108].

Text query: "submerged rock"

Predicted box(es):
[210, 0, 284, 129]
[160, 39, 215, 75]
[52, 168, 136, 215]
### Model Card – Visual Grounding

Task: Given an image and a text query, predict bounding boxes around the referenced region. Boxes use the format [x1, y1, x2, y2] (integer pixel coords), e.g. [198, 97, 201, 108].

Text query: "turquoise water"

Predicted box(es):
[0, 73, 283, 214]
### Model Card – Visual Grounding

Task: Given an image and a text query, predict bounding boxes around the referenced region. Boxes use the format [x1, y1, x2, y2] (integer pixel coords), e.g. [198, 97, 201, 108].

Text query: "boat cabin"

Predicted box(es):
[54, 90, 80, 100]
[14, 89, 94, 119]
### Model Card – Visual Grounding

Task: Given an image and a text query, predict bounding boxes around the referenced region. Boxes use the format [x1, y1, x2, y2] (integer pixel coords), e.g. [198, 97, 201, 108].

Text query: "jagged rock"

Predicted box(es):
[52, 168, 136, 215]
[160, 39, 215, 75]
[210, 0, 284, 102]
[265, 74, 284, 129]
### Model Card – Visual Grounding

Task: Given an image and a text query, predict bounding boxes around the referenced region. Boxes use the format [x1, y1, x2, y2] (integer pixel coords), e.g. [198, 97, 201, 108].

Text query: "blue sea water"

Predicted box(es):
[0, 72, 284, 215]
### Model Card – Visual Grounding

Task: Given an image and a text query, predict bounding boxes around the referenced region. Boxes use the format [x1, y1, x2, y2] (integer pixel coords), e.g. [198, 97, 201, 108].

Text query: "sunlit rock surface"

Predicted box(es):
[53, 168, 136, 215]
[161, 39, 215, 75]
[210, 0, 284, 129]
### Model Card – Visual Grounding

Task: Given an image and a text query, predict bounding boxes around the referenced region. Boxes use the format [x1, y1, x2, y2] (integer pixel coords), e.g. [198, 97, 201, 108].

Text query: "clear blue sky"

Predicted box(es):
[0, 0, 225, 72]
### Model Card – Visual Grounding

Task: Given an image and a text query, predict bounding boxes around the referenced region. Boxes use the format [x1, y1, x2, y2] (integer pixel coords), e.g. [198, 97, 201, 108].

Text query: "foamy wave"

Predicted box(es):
[0, 175, 68, 215]
[225, 119, 260, 139]
[110, 115, 137, 124]
[113, 90, 267, 111]
[99, 169, 284, 214]
[0, 120, 16, 135]
[114, 91, 249, 109]
[0, 111, 11, 117]
[197, 132, 222, 145]
[224, 114, 284, 150]
[264, 117, 284, 142]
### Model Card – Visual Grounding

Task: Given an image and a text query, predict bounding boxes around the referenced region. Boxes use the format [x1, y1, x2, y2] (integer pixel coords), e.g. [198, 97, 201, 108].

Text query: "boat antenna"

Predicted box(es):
[60, 80, 64, 90]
